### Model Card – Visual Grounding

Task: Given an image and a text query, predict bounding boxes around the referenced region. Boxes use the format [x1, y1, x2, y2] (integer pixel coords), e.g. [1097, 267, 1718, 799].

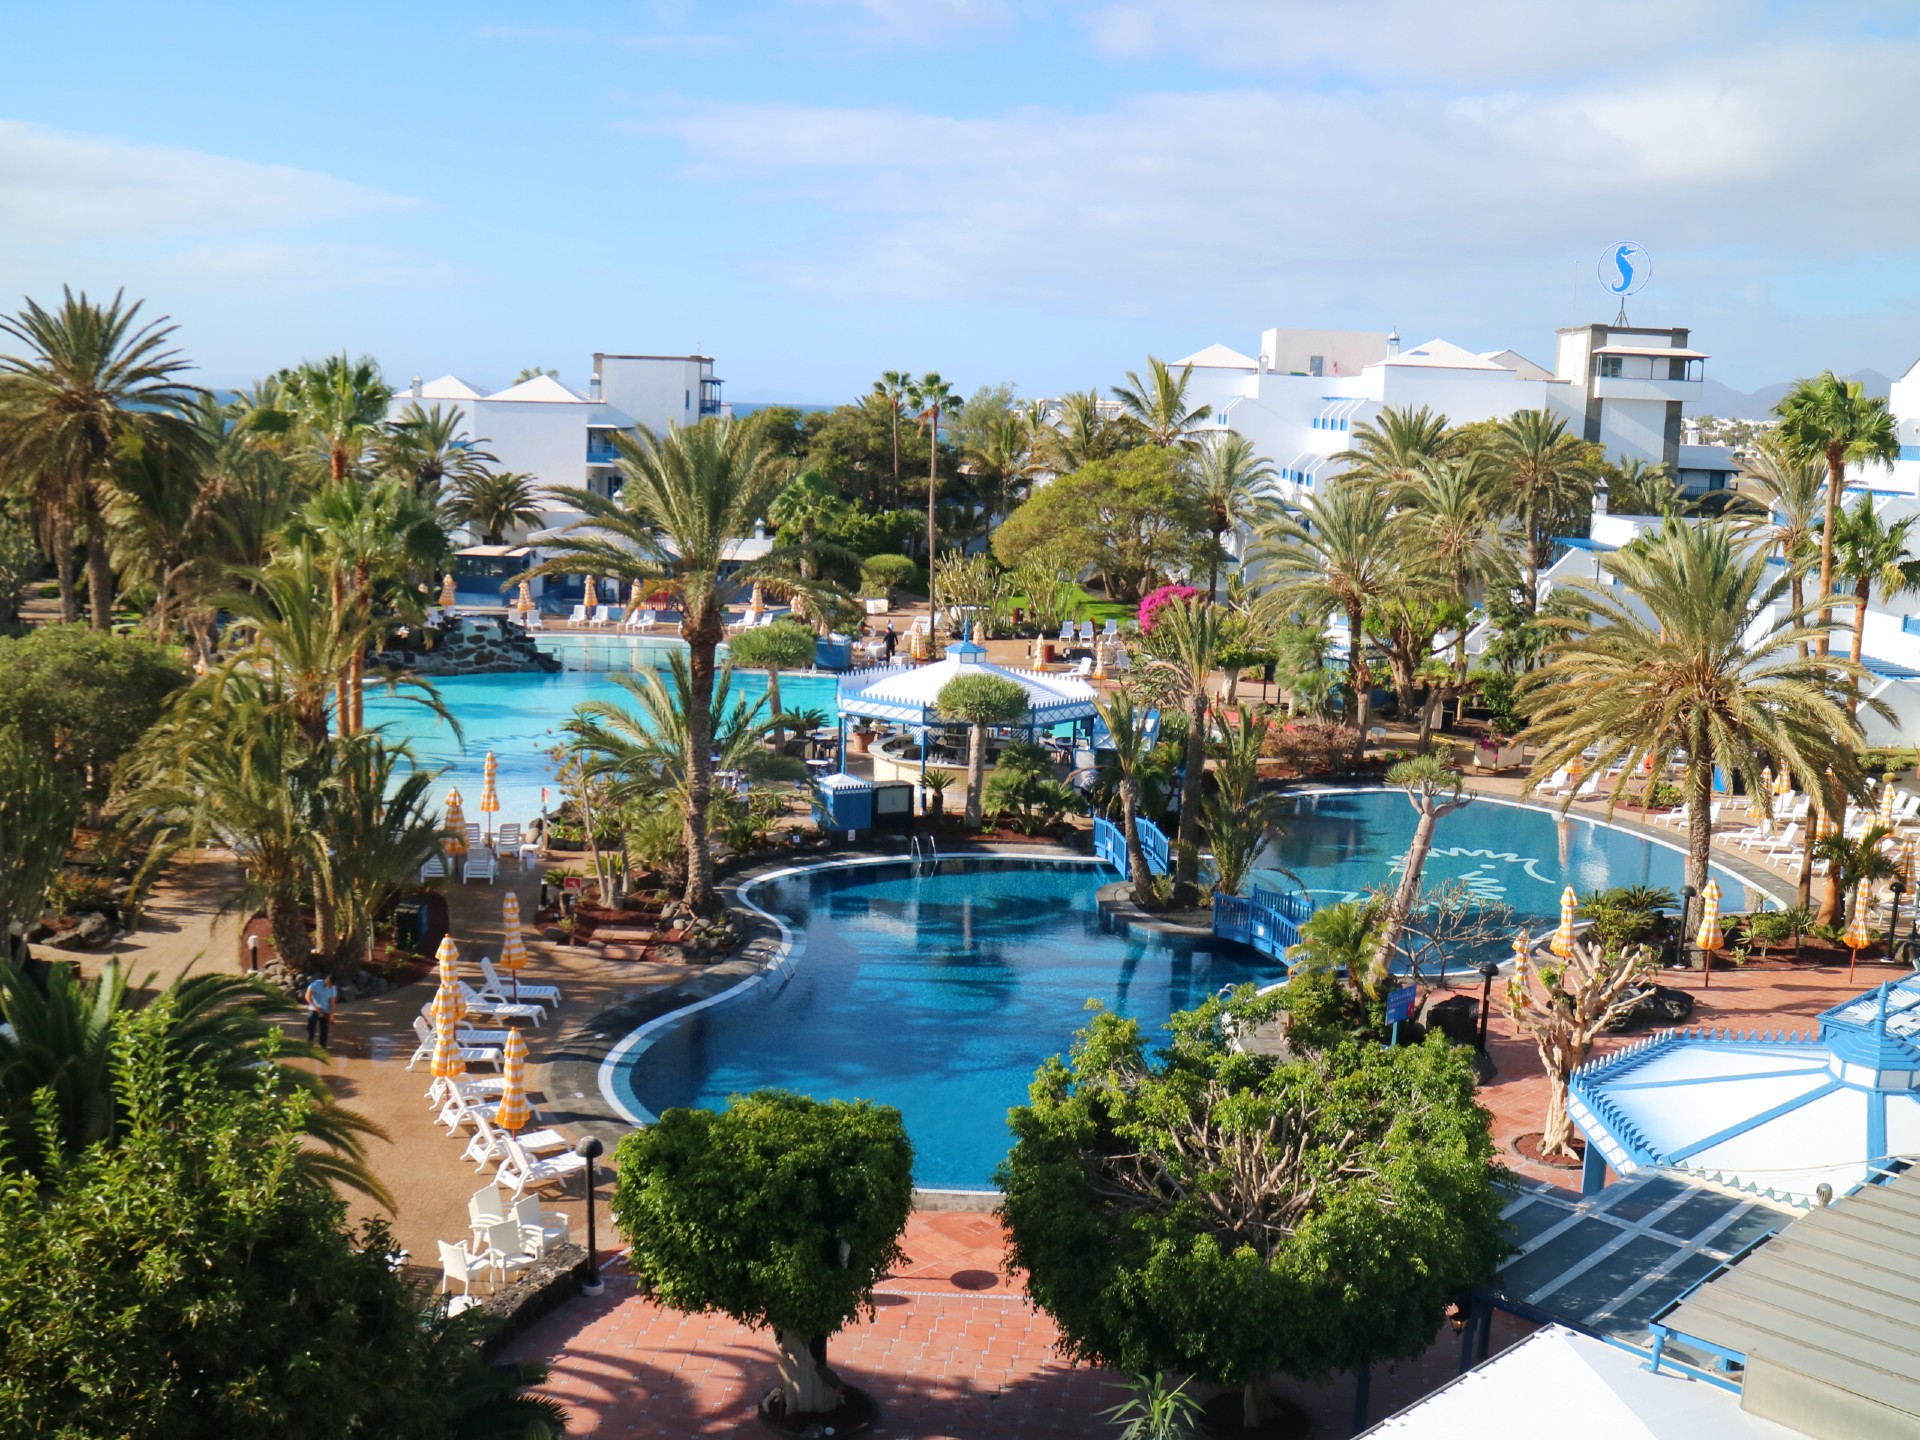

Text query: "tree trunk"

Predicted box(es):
[1243, 1381, 1275, 1429]
[86, 534, 113, 630]
[683, 604, 721, 914]
[1541, 1054, 1579, 1156]
[1814, 450, 1844, 656]
[266, 891, 313, 974]
[766, 666, 785, 751]
[1789, 567, 1808, 661]
[1816, 872, 1843, 929]
[965, 720, 986, 828]
[1370, 803, 1438, 991]
[1347, 606, 1372, 769]
[1120, 781, 1153, 899]
[1173, 688, 1208, 895]
[889, 406, 901, 509]
[1685, 732, 1713, 902]
[1796, 819, 1817, 913]
[1207, 527, 1222, 602]
[774, 1329, 844, 1415]
[1848, 576, 1871, 717]
[1416, 688, 1444, 754]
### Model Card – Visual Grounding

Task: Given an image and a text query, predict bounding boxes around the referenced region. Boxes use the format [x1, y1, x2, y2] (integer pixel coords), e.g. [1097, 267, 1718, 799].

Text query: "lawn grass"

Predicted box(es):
[1005, 587, 1135, 626]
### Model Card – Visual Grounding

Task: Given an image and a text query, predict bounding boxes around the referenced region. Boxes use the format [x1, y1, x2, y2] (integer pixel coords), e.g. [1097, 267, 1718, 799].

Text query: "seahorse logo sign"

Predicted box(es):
[1598, 242, 1650, 298]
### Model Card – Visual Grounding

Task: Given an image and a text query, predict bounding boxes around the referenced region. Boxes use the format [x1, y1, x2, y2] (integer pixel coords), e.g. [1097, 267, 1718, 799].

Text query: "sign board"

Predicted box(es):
[1597, 242, 1651, 298]
[562, 875, 585, 893]
[1385, 985, 1418, 1026]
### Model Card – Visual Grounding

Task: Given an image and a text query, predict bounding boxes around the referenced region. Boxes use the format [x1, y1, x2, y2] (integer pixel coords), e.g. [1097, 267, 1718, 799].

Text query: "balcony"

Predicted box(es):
[586, 431, 622, 466]
[1591, 375, 1700, 404]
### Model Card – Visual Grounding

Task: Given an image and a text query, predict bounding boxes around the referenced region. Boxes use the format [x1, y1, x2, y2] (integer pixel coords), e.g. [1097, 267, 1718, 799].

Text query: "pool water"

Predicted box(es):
[361, 668, 841, 824]
[1253, 789, 1775, 924]
[606, 858, 1281, 1189]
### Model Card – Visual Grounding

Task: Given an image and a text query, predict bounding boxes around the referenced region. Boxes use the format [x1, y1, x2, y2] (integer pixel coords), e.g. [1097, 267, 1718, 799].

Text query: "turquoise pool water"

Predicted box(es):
[361, 669, 841, 823]
[1253, 789, 1775, 921]
[607, 858, 1279, 1190]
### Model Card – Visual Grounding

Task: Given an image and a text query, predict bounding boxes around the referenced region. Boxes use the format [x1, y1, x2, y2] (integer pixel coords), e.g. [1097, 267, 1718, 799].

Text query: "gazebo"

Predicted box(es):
[1567, 974, 1920, 1206]
[835, 641, 1099, 781]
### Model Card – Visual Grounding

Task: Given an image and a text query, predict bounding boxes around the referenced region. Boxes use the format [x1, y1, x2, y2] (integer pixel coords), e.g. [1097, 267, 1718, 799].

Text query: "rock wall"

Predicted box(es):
[376, 620, 561, 676]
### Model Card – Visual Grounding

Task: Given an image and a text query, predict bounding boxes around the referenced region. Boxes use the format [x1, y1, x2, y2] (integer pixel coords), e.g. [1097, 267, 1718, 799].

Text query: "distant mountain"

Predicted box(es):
[1696, 368, 1892, 421]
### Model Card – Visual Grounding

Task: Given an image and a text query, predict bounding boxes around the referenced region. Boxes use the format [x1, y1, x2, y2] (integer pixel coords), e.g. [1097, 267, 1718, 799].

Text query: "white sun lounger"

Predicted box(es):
[499, 1134, 588, 1199]
[457, 981, 543, 1025]
[480, 956, 560, 1007]
[568, 604, 588, 626]
[1058, 620, 1075, 644]
[464, 850, 498, 884]
[462, 1111, 572, 1173]
[408, 1017, 503, 1071]
[589, 605, 614, 628]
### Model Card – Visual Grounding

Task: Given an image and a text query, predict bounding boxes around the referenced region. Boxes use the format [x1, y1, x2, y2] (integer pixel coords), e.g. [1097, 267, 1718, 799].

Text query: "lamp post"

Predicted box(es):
[1475, 960, 1501, 1053]
[575, 1135, 606, 1297]
[1890, 880, 1907, 966]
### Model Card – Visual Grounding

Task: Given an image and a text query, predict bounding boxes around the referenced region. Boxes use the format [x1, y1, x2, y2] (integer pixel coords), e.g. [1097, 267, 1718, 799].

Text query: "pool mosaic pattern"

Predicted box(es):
[608, 859, 1284, 1189]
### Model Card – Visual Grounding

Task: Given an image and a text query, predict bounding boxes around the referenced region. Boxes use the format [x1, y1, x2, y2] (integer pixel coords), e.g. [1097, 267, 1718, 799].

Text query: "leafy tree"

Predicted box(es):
[983, 741, 1080, 835]
[1041, 389, 1131, 472]
[0, 1004, 564, 1439]
[527, 416, 794, 913]
[1773, 371, 1900, 653]
[0, 500, 39, 627]
[246, 351, 394, 485]
[951, 381, 1031, 527]
[766, 466, 856, 584]
[611, 1091, 913, 1416]
[870, 370, 913, 503]
[0, 726, 81, 960]
[445, 469, 542, 545]
[1831, 493, 1920, 689]
[1811, 822, 1898, 929]
[998, 995, 1507, 1427]
[1285, 898, 1383, 992]
[1521, 518, 1875, 902]
[1111, 357, 1211, 449]
[0, 286, 200, 626]
[805, 393, 940, 512]
[0, 624, 186, 794]
[1252, 479, 1408, 766]
[726, 619, 819, 748]
[1369, 755, 1470, 988]
[935, 671, 1030, 827]
[858, 552, 919, 596]
[1199, 709, 1283, 898]
[1506, 937, 1651, 1157]
[1485, 409, 1596, 613]
[1138, 597, 1234, 900]
[1335, 403, 1453, 498]
[380, 402, 496, 502]
[1191, 433, 1274, 600]
[993, 446, 1208, 603]
[1733, 434, 1825, 659]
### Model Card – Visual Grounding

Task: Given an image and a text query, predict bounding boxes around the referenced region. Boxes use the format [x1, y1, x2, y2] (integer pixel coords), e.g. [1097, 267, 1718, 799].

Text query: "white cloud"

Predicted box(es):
[0, 120, 417, 246]
[157, 242, 471, 293]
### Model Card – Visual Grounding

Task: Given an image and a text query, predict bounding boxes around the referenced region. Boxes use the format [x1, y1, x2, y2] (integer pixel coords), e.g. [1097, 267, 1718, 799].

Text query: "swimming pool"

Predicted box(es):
[1253, 788, 1777, 923]
[604, 858, 1280, 1190]
[362, 669, 842, 823]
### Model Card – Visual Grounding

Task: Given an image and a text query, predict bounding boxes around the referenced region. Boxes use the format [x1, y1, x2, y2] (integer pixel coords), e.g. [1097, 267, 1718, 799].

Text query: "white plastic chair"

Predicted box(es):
[1071, 656, 1093, 679]
[480, 956, 560, 1007]
[525, 610, 544, 631]
[589, 605, 613, 628]
[468, 1182, 507, 1244]
[480, 1219, 536, 1287]
[494, 822, 523, 859]
[464, 1112, 572, 1173]
[1079, 620, 1096, 644]
[420, 856, 447, 882]
[512, 1195, 570, 1256]
[1103, 618, 1119, 638]
[1058, 620, 1074, 643]
[568, 604, 588, 626]
[415, 1009, 514, 1046]
[439, 1239, 491, 1297]
[464, 851, 498, 884]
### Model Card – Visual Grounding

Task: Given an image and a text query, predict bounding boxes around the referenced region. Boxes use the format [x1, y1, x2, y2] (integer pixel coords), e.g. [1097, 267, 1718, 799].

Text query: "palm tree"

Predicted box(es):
[1369, 755, 1470, 989]
[1774, 371, 1901, 653]
[1192, 432, 1274, 600]
[103, 423, 216, 640]
[0, 959, 387, 1203]
[248, 353, 393, 484]
[872, 371, 911, 506]
[1111, 357, 1212, 449]
[908, 374, 963, 626]
[766, 466, 852, 584]
[1251, 481, 1408, 766]
[219, 547, 376, 746]
[1811, 823, 1898, 929]
[445, 469, 542, 545]
[1607, 457, 1687, 516]
[1336, 404, 1451, 497]
[1399, 454, 1516, 696]
[1520, 518, 1876, 900]
[1488, 409, 1595, 613]
[1831, 494, 1920, 690]
[1090, 687, 1158, 897]
[380, 401, 495, 502]
[565, 656, 802, 893]
[1141, 597, 1233, 898]
[1735, 434, 1826, 659]
[1042, 390, 1126, 472]
[935, 672, 1031, 828]
[529, 417, 792, 913]
[1199, 708, 1285, 899]
[0, 287, 200, 626]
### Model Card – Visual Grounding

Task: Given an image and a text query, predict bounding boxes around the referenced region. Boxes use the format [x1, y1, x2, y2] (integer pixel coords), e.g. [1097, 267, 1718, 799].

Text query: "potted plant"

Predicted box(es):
[922, 770, 952, 819]
[849, 722, 879, 756]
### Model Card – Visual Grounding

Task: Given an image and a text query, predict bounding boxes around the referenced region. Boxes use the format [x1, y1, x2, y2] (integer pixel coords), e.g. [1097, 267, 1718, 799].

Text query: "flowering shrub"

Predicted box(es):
[1137, 584, 1202, 634]
[1259, 719, 1361, 775]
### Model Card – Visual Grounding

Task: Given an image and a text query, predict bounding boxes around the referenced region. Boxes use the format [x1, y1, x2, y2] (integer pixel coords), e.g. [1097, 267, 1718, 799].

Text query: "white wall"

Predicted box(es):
[1596, 398, 1672, 465]
[598, 354, 705, 431]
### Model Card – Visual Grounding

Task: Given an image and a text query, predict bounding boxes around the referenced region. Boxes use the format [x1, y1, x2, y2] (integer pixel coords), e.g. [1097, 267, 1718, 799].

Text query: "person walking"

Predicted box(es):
[303, 972, 337, 1051]
[884, 619, 897, 660]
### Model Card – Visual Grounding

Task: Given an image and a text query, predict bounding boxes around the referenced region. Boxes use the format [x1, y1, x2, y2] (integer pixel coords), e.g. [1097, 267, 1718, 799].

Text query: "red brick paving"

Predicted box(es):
[509, 962, 1885, 1436]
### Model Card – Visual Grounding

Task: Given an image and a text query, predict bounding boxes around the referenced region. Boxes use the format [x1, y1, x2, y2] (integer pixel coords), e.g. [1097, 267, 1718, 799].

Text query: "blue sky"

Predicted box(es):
[7, 1, 1919, 399]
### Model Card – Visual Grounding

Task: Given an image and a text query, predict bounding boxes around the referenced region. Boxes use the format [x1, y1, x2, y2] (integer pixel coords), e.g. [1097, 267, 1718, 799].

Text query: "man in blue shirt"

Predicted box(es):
[303, 974, 337, 1051]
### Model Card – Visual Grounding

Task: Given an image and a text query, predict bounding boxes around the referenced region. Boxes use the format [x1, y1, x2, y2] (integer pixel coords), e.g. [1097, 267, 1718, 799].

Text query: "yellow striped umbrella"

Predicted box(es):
[1695, 880, 1724, 952]
[498, 891, 529, 1001]
[1760, 765, 1773, 797]
[494, 1028, 531, 1133]
[1568, 755, 1588, 782]
[1844, 889, 1873, 982]
[429, 979, 468, 1079]
[1880, 777, 1897, 829]
[582, 574, 598, 611]
[1903, 836, 1918, 888]
[1551, 886, 1577, 958]
[1772, 767, 1792, 797]
[439, 572, 457, 608]
[1817, 807, 1838, 842]
[628, 577, 647, 613]
[443, 790, 468, 858]
[479, 753, 500, 843]
[1746, 790, 1766, 823]
[436, 933, 461, 986]
[1507, 931, 1534, 1015]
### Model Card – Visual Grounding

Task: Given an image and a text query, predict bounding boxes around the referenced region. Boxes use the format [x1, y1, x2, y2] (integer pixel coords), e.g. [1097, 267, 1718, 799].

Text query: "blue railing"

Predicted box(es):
[1214, 888, 1316, 967]
[1092, 814, 1170, 876]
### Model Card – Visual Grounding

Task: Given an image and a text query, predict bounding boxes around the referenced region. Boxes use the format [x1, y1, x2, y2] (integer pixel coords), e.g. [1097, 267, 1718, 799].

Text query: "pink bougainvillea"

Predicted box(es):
[1137, 584, 1202, 634]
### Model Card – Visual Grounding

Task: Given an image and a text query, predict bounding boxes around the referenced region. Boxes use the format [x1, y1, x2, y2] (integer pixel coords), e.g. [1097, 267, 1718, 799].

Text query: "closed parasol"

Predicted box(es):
[1551, 886, 1578, 959]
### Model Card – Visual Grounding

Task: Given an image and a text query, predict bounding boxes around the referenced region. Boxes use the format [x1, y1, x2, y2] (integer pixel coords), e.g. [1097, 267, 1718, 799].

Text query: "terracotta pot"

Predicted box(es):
[850, 729, 876, 755]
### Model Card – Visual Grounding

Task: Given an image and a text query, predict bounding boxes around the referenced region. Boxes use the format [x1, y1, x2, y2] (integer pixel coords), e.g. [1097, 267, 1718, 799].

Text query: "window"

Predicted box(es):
[685, 389, 691, 410]
[1597, 356, 1624, 379]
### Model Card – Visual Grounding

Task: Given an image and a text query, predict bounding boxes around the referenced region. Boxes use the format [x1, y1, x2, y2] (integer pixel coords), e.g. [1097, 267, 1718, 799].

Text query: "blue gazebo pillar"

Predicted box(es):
[1581, 1142, 1608, 1196]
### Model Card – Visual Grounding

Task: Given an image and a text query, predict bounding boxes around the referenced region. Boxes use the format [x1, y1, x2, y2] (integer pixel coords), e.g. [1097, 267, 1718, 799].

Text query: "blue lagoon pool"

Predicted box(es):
[1253, 788, 1776, 923]
[361, 668, 842, 823]
[606, 858, 1281, 1189]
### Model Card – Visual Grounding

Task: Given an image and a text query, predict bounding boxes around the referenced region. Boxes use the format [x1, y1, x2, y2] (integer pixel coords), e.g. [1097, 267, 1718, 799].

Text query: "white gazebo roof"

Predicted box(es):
[837, 642, 1098, 729]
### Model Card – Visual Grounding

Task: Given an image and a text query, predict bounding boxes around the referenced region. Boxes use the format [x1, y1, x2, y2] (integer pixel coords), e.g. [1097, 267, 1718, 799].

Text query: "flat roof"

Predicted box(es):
[596, 353, 713, 362]
[1655, 1167, 1920, 1433]
[455, 545, 533, 558]
[1595, 346, 1711, 359]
